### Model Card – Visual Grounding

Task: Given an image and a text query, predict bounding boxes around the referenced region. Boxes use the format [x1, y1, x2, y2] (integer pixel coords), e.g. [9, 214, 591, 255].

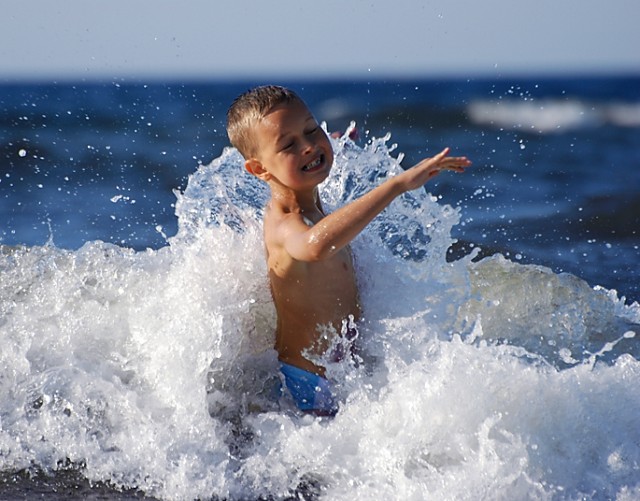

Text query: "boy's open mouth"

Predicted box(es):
[302, 155, 323, 172]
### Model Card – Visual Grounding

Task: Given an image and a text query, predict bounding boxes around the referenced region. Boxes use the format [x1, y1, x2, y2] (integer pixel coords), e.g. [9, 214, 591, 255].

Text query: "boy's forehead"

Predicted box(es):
[265, 99, 312, 119]
[259, 100, 314, 131]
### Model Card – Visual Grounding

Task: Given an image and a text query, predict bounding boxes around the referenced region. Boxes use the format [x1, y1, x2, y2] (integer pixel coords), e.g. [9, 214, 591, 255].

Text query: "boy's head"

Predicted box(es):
[227, 85, 303, 159]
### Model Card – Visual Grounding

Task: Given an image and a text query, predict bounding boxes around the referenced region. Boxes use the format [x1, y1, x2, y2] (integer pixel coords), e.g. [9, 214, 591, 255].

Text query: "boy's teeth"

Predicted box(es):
[303, 158, 321, 171]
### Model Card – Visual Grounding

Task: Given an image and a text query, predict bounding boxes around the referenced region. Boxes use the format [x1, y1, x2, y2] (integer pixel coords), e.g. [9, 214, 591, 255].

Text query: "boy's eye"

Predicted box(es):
[306, 126, 319, 135]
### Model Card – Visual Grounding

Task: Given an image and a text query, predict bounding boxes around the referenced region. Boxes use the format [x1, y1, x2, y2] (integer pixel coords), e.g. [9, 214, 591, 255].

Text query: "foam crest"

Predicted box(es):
[467, 99, 640, 133]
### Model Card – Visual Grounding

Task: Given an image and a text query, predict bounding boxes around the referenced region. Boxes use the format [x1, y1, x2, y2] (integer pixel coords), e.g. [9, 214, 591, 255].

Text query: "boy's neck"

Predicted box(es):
[269, 184, 322, 215]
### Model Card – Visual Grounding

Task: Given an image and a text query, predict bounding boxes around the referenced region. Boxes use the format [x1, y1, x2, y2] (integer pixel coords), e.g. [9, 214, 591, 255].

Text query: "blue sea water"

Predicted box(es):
[2, 76, 639, 299]
[1, 76, 639, 500]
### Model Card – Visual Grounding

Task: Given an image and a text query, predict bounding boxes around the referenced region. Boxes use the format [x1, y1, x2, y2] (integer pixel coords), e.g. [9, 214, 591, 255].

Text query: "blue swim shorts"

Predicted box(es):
[279, 362, 338, 416]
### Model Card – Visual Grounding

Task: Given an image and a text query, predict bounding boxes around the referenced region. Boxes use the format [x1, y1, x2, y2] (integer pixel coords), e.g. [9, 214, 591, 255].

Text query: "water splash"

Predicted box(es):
[1, 132, 639, 500]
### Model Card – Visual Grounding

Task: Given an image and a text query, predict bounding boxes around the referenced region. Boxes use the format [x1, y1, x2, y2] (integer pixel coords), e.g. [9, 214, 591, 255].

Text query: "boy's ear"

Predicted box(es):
[245, 158, 271, 181]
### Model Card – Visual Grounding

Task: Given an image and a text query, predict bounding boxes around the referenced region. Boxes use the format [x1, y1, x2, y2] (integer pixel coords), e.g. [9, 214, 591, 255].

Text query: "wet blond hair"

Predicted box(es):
[226, 85, 302, 159]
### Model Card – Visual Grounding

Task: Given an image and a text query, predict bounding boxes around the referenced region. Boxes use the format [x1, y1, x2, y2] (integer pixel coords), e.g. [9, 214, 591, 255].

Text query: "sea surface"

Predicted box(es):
[1, 76, 639, 500]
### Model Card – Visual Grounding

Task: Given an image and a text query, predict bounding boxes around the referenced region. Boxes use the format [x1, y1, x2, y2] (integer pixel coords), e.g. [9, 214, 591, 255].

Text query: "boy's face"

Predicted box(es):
[246, 99, 333, 192]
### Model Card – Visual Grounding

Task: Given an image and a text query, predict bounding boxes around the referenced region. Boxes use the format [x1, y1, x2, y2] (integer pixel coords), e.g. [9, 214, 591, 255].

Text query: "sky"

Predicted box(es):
[1, 0, 639, 81]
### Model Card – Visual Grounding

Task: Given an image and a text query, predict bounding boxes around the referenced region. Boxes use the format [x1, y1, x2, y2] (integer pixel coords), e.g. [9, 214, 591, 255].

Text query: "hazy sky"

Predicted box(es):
[2, 0, 639, 80]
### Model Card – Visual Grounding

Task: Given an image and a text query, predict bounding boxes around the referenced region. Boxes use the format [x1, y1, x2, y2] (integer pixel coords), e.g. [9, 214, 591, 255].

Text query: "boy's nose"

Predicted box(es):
[301, 138, 315, 154]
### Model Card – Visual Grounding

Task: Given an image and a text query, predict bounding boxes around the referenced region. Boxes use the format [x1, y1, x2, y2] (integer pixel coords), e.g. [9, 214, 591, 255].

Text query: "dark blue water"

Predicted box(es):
[1, 76, 639, 300]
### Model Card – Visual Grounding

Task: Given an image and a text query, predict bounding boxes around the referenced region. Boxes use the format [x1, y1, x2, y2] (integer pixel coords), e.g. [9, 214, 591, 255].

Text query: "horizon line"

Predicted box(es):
[2, 67, 639, 85]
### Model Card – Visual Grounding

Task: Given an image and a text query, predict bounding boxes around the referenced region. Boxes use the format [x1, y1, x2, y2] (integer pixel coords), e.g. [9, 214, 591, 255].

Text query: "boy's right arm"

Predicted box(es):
[280, 147, 471, 262]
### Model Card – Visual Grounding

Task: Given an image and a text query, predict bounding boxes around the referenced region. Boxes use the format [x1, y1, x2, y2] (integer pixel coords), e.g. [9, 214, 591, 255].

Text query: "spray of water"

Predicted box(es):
[1, 130, 638, 500]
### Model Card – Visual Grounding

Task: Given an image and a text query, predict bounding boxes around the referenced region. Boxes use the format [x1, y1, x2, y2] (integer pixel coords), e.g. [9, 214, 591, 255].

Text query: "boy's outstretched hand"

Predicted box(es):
[397, 147, 471, 192]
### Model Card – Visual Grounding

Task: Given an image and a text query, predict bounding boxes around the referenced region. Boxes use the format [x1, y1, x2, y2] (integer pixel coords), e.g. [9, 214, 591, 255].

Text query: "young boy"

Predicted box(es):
[226, 85, 471, 415]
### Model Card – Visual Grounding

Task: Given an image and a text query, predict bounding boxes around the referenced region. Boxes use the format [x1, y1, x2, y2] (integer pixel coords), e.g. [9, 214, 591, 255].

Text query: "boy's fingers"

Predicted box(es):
[435, 147, 450, 159]
[415, 148, 471, 172]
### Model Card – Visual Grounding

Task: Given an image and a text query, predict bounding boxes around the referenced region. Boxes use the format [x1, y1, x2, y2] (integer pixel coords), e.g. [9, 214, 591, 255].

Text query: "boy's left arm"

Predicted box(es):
[281, 148, 471, 262]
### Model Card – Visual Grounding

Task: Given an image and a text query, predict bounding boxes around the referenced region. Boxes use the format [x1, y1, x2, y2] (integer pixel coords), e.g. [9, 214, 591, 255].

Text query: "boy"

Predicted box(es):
[226, 85, 471, 415]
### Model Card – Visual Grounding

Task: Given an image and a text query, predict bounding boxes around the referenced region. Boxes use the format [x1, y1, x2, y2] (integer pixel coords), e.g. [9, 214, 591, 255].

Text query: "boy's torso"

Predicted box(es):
[263, 204, 360, 375]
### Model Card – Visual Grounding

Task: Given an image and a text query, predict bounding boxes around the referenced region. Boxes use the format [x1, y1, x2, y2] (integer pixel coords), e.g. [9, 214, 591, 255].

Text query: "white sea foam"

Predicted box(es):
[1, 131, 639, 500]
[467, 99, 640, 133]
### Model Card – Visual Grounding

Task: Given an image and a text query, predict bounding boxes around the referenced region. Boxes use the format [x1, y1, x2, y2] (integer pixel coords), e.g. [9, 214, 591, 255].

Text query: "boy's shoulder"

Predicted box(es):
[262, 201, 292, 242]
[263, 202, 299, 227]
[263, 202, 316, 251]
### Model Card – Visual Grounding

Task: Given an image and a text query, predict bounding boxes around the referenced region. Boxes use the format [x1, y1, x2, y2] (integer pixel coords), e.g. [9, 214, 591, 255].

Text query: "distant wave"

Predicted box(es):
[467, 99, 640, 133]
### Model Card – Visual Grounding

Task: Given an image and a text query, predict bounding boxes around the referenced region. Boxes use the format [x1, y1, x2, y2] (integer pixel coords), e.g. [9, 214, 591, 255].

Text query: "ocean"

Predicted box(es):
[1, 76, 639, 500]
